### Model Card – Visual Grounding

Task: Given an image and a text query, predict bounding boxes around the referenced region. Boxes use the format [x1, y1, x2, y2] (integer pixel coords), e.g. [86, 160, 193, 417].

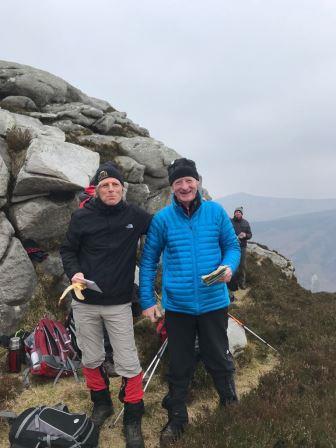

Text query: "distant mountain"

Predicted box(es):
[252, 209, 336, 292]
[216, 193, 336, 222]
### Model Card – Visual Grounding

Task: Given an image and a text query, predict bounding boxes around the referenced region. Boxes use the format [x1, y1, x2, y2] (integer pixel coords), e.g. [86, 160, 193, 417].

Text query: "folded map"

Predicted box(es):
[202, 266, 228, 286]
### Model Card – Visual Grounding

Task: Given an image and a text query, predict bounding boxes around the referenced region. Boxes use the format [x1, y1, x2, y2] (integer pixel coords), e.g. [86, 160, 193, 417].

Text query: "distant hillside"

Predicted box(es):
[216, 192, 336, 222]
[252, 209, 336, 292]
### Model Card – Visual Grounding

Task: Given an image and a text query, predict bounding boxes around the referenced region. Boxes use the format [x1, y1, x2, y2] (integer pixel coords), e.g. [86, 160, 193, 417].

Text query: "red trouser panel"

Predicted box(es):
[83, 366, 109, 391]
[119, 372, 144, 404]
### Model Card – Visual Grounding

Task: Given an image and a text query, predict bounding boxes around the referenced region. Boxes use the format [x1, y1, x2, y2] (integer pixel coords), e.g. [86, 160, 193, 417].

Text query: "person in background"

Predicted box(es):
[140, 158, 241, 446]
[231, 207, 252, 289]
[60, 161, 152, 448]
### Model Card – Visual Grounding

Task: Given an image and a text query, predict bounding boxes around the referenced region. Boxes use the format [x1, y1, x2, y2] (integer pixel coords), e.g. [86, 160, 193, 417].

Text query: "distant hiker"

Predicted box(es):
[140, 158, 241, 446]
[60, 161, 152, 448]
[231, 206, 252, 289]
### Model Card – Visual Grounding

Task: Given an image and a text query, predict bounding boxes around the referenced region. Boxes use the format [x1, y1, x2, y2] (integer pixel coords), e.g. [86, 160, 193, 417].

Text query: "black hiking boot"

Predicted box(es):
[160, 419, 185, 447]
[90, 389, 114, 427]
[219, 373, 238, 407]
[123, 401, 145, 448]
[160, 395, 188, 447]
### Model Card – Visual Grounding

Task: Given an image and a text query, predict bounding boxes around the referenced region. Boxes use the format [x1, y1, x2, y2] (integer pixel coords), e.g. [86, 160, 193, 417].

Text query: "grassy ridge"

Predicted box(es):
[178, 255, 336, 448]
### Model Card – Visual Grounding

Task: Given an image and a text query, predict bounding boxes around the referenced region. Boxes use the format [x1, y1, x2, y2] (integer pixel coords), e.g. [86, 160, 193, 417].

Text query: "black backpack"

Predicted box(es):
[9, 404, 99, 448]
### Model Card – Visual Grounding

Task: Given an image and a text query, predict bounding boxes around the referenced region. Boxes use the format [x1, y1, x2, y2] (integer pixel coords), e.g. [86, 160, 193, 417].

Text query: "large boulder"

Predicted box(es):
[0, 237, 37, 307]
[0, 302, 30, 335]
[92, 111, 149, 137]
[0, 137, 10, 168]
[72, 134, 121, 162]
[0, 215, 36, 331]
[118, 137, 180, 177]
[9, 196, 78, 248]
[13, 137, 99, 196]
[114, 155, 145, 183]
[144, 174, 170, 192]
[0, 212, 14, 261]
[0, 61, 111, 110]
[0, 95, 38, 111]
[0, 108, 65, 141]
[0, 108, 15, 136]
[126, 183, 150, 208]
[247, 242, 295, 278]
[0, 153, 9, 207]
[146, 187, 172, 214]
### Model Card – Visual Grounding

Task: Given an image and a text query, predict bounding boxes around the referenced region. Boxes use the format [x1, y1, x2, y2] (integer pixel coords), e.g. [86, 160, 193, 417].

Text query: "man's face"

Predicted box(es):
[234, 211, 243, 220]
[172, 176, 199, 205]
[97, 177, 123, 206]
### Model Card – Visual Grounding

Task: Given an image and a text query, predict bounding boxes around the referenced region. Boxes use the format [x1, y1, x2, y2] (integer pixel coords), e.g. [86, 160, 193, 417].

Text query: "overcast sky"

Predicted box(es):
[1, 0, 336, 199]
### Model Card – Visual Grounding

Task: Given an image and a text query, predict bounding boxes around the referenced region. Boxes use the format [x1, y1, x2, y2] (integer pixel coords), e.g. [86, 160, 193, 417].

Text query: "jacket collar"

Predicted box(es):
[91, 197, 127, 215]
[172, 192, 202, 217]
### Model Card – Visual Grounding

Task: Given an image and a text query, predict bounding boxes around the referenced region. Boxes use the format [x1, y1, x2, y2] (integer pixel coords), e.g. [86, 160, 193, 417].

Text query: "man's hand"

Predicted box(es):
[142, 305, 162, 323]
[238, 232, 246, 239]
[216, 266, 233, 283]
[71, 272, 86, 285]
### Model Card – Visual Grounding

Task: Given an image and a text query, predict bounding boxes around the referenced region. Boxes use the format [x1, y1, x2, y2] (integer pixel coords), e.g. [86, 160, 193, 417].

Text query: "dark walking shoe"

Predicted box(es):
[90, 389, 114, 427]
[160, 420, 185, 447]
[124, 401, 145, 448]
[124, 420, 144, 448]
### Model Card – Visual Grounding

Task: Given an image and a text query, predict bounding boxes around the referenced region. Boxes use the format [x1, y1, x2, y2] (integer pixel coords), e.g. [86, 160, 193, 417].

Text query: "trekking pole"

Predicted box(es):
[110, 338, 168, 428]
[143, 338, 168, 391]
[143, 338, 168, 381]
[228, 313, 278, 353]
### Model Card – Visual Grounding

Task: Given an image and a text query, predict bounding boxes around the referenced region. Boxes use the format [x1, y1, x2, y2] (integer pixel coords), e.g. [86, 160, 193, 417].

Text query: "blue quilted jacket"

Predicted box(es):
[140, 197, 241, 315]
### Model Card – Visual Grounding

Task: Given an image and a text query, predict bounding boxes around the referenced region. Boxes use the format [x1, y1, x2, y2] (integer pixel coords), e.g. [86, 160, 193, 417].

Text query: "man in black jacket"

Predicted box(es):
[60, 162, 151, 448]
[231, 207, 252, 289]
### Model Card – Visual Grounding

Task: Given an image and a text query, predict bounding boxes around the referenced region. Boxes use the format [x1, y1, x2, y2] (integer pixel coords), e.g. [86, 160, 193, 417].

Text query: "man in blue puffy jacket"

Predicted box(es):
[139, 158, 241, 446]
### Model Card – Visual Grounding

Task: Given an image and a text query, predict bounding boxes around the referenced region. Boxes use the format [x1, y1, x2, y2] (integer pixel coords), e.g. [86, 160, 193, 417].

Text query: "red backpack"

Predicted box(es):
[24, 318, 81, 386]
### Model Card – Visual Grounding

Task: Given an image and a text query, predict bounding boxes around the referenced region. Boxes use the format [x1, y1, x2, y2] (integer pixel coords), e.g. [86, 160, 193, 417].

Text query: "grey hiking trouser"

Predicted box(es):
[72, 300, 141, 378]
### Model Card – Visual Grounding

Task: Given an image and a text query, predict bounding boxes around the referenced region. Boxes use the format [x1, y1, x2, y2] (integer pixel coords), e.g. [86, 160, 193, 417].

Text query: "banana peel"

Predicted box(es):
[58, 282, 86, 306]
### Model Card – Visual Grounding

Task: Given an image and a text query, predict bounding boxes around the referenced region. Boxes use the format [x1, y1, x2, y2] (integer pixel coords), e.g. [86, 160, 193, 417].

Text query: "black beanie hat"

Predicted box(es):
[168, 158, 199, 185]
[92, 161, 124, 186]
[234, 206, 243, 214]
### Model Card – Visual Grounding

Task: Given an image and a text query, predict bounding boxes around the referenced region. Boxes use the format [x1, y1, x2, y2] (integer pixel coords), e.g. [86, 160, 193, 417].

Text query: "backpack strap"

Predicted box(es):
[41, 319, 68, 365]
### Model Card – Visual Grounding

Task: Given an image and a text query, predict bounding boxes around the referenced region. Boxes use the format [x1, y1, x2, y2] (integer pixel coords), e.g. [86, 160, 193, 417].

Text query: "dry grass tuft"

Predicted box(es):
[6, 127, 32, 152]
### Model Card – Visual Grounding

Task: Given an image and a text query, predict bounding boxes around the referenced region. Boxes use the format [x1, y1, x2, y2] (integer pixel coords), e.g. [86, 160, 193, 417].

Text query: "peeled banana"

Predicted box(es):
[58, 282, 86, 306]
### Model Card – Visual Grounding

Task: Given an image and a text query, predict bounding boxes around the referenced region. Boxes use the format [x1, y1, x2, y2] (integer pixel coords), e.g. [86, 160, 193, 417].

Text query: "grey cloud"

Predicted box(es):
[1, 0, 336, 199]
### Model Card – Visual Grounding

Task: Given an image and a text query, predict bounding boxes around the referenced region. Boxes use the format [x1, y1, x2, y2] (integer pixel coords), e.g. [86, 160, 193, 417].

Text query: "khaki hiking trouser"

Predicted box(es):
[72, 300, 142, 378]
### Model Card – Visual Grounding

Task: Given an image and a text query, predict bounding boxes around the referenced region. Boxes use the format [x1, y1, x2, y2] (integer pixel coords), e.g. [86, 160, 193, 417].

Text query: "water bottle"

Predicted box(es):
[8, 337, 22, 373]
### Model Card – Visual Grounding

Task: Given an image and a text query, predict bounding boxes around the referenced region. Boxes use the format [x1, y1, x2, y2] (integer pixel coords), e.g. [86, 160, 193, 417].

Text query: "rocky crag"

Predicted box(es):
[0, 60, 294, 336]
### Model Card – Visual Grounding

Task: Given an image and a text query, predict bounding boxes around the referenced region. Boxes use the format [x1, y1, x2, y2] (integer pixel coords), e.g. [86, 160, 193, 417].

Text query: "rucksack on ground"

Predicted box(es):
[8, 404, 99, 448]
[24, 317, 81, 385]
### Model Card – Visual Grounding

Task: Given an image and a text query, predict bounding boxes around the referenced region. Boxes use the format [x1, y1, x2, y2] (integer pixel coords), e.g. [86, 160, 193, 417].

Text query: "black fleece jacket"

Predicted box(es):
[60, 198, 152, 305]
[230, 217, 252, 248]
